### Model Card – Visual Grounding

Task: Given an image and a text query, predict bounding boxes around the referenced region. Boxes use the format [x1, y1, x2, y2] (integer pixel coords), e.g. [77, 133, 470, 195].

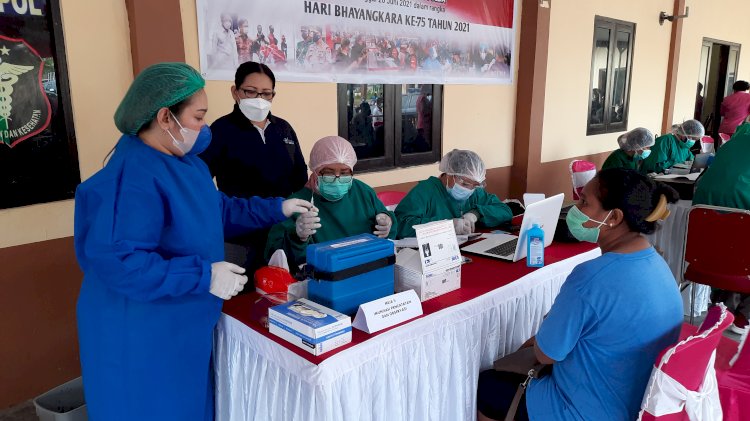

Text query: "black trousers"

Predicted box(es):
[477, 370, 530, 421]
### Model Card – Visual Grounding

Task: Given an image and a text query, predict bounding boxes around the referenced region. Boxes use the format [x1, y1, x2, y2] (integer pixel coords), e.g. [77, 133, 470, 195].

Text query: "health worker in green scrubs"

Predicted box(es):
[641, 119, 704, 174]
[265, 136, 396, 270]
[395, 149, 513, 238]
[601, 127, 655, 172]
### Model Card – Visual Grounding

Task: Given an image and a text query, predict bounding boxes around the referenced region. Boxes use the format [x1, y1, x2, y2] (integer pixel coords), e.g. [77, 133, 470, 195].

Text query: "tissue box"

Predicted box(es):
[394, 248, 461, 301]
[268, 298, 352, 356]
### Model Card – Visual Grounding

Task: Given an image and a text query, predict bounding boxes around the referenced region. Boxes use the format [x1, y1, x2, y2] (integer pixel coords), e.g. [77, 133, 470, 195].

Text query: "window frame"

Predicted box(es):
[586, 16, 636, 136]
[337, 84, 443, 173]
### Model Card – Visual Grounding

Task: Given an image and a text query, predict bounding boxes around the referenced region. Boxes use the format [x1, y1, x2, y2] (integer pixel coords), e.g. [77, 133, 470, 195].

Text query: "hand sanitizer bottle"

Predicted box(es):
[527, 223, 544, 268]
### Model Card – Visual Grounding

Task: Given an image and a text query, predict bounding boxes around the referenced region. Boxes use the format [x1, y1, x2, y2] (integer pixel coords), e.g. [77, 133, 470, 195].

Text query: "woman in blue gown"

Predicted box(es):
[74, 63, 311, 420]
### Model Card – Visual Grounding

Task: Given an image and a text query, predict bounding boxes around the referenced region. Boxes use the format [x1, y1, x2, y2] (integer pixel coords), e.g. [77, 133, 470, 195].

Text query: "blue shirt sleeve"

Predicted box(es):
[535, 272, 599, 362]
[75, 180, 212, 302]
[220, 193, 287, 239]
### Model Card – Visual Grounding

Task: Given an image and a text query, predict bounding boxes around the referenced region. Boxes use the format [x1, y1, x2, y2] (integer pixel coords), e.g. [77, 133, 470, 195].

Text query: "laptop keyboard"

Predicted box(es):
[484, 238, 518, 257]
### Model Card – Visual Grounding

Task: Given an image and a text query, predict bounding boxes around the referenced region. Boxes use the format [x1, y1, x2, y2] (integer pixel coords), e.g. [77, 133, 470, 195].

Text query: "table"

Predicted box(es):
[214, 242, 600, 421]
[644, 200, 710, 316]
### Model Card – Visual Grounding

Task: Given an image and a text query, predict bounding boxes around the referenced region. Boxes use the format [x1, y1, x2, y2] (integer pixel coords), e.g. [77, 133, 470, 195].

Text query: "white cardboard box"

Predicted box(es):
[268, 298, 352, 356]
[394, 248, 461, 302]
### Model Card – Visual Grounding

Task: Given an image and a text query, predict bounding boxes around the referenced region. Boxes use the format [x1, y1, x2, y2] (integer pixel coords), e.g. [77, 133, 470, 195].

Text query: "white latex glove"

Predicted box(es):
[295, 208, 321, 241]
[209, 262, 248, 300]
[282, 198, 313, 218]
[462, 212, 478, 233]
[373, 213, 392, 238]
[453, 218, 471, 235]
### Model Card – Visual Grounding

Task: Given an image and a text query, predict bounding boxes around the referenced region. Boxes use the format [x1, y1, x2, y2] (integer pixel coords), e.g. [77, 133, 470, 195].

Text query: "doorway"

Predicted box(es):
[695, 38, 741, 145]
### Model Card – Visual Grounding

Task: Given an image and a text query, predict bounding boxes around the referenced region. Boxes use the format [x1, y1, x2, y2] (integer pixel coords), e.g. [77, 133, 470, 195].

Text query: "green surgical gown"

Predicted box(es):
[640, 134, 694, 174]
[693, 133, 750, 209]
[265, 179, 396, 268]
[395, 176, 512, 238]
[731, 122, 750, 140]
[602, 149, 638, 171]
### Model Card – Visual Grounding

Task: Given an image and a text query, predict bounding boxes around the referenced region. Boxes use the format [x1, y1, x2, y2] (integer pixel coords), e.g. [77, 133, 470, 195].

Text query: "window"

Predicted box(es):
[587, 16, 635, 135]
[337, 83, 442, 172]
[0, 0, 80, 209]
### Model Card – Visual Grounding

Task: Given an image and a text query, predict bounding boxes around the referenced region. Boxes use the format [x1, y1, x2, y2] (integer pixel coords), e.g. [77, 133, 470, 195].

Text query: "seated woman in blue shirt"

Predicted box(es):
[477, 168, 683, 421]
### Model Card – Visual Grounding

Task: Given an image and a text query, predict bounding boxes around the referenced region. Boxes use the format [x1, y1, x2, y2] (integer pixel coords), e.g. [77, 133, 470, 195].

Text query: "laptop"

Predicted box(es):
[670, 153, 713, 175]
[461, 193, 565, 262]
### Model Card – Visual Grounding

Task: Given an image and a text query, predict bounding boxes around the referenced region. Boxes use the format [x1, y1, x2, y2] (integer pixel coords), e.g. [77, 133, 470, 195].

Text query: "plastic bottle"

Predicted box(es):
[527, 223, 545, 268]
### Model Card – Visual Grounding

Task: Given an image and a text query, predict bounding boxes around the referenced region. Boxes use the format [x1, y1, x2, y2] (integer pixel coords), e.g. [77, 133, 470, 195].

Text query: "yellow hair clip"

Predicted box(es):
[645, 194, 671, 222]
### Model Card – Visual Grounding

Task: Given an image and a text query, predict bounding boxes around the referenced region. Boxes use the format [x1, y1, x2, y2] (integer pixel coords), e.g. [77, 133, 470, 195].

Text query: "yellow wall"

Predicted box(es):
[673, 0, 750, 123]
[0, 0, 133, 249]
[178, 0, 519, 188]
[541, 0, 674, 163]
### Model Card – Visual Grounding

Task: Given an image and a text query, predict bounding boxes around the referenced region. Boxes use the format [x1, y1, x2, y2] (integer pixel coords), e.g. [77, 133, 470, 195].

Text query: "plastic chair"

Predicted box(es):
[699, 136, 715, 154]
[376, 190, 407, 211]
[569, 160, 597, 200]
[719, 133, 731, 142]
[683, 205, 750, 324]
[638, 304, 734, 421]
[717, 328, 750, 421]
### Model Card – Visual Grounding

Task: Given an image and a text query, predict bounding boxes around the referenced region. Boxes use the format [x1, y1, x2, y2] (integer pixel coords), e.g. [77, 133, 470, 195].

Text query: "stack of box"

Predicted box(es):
[394, 248, 461, 301]
[268, 298, 352, 356]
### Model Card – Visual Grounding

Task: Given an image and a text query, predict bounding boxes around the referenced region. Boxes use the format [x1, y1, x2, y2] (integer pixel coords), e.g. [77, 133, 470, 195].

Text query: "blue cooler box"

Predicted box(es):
[306, 234, 395, 315]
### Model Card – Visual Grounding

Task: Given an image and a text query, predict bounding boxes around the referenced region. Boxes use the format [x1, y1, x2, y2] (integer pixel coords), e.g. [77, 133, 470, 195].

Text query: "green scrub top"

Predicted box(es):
[265, 179, 396, 268]
[601, 149, 638, 171]
[731, 122, 750, 140]
[640, 134, 694, 174]
[693, 132, 750, 210]
[395, 176, 512, 238]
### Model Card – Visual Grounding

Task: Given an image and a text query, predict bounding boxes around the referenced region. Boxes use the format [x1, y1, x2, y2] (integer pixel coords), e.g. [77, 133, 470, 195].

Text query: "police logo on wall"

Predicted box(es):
[0, 35, 51, 148]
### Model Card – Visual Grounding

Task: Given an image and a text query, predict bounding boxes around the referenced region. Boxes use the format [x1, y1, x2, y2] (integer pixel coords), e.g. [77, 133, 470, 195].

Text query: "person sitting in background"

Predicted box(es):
[719, 80, 750, 135]
[602, 127, 655, 171]
[266, 136, 396, 270]
[693, 130, 750, 334]
[477, 168, 682, 421]
[395, 149, 513, 238]
[641, 119, 704, 174]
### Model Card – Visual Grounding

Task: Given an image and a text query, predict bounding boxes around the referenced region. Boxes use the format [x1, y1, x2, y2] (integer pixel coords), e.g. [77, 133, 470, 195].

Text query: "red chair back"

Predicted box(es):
[569, 160, 597, 200]
[376, 190, 407, 210]
[700, 136, 715, 153]
[639, 305, 733, 421]
[683, 205, 750, 294]
[719, 133, 731, 142]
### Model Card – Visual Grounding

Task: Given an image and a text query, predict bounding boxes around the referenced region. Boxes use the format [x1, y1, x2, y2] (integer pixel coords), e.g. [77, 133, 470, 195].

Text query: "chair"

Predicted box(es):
[683, 205, 750, 324]
[699, 136, 715, 154]
[569, 160, 597, 200]
[717, 328, 750, 421]
[376, 190, 407, 211]
[719, 133, 731, 142]
[638, 304, 734, 421]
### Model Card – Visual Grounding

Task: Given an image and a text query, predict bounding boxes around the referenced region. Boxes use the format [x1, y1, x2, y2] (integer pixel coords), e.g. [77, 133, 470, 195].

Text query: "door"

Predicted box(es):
[696, 38, 741, 145]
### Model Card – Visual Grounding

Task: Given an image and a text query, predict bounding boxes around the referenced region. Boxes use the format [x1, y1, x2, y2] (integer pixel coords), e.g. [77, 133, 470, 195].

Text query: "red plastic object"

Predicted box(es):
[254, 266, 296, 295]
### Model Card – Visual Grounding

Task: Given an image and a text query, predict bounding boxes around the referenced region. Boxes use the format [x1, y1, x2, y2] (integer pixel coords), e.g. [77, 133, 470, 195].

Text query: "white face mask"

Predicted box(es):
[165, 112, 198, 156]
[238, 97, 272, 122]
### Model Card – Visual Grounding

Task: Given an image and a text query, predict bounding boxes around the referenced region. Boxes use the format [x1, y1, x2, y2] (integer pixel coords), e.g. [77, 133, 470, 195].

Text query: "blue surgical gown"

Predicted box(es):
[74, 135, 285, 421]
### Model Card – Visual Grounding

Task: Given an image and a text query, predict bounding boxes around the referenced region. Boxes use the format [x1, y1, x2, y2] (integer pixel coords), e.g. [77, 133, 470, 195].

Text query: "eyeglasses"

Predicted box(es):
[319, 172, 353, 184]
[238, 87, 276, 101]
[453, 175, 485, 189]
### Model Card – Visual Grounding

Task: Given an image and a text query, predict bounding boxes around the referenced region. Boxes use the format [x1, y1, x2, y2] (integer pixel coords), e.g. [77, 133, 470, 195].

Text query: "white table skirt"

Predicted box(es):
[214, 248, 601, 421]
[644, 200, 710, 316]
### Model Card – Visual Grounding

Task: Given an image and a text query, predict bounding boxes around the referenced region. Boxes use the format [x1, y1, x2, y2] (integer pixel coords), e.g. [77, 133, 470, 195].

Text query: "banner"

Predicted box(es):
[196, 0, 516, 85]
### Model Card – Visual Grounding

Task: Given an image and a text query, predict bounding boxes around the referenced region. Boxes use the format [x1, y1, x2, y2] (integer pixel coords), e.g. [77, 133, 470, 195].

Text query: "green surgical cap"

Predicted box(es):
[114, 62, 205, 135]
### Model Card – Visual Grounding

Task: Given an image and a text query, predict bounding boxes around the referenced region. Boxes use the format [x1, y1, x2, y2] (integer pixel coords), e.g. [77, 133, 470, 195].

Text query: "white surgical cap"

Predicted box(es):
[439, 149, 486, 183]
[617, 127, 655, 151]
[305, 136, 358, 193]
[309, 136, 358, 172]
[679, 119, 705, 138]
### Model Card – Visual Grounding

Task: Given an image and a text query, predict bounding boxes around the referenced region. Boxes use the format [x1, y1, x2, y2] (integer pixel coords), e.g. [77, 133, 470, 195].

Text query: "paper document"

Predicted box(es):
[393, 233, 476, 248]
[413, 220, 462, 275]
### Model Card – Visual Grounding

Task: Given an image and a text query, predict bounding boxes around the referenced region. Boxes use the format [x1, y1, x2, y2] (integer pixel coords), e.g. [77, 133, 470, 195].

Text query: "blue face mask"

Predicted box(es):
[319, 178, 352, 201]
[634, 149, 651, 161]
[565, 205, 612, 243]
[191, 125, 212, 155]
[684, 139, 696, 148]
[167, 112, 212, 156]
[447, 182, 474, 202]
